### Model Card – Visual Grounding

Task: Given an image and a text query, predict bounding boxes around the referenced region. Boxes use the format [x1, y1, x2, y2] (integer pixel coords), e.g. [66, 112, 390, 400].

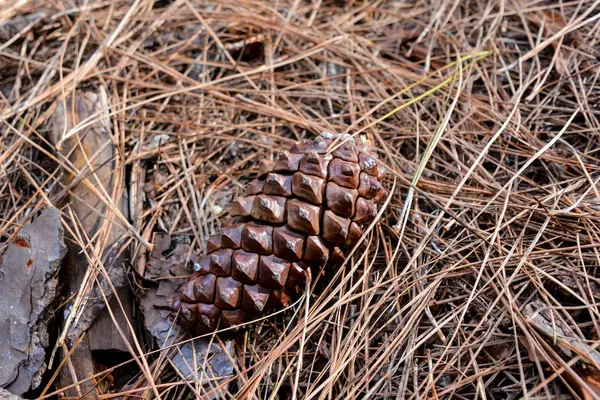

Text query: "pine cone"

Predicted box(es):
[169, 132, 387, 335]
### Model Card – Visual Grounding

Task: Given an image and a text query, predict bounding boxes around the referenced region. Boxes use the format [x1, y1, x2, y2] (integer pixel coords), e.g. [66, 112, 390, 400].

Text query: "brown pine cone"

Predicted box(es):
[169, 132, 387, 335]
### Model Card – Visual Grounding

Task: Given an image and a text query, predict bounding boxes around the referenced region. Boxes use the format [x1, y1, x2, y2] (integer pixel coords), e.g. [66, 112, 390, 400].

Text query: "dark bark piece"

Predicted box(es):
[326, 182, 357, 217]
[0, 387, 24, 400]
[88, 287, 137, 353]
[139, 248, 234, 396]
[287, 199, 320, 235]
[50, 86, 136, 398]
[231, 250, 259, 284]
[56, 339, 96, 400]
[215, 277, 242, 309]
[523, 300, 600, 367]
[329, 158, 360, 189]
[0, 11, 46, 42]
[145, 233, 187, 278]
[251, 195, 287, 223]
[292, 172, 325, 204]
[241, 223, 273, 255]
[0, 207, 66, 395]
[299, 151, 331, 178]
[272, 226, 304, 261]
[49, 90, 132, 398]
[49, 89, 131, 348]
[264, 173, 293, 196]
[259, 255, 291, 289]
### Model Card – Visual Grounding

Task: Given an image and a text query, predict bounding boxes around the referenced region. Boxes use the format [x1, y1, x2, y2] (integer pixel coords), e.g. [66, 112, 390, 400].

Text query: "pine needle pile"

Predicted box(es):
[1, 0, 600, 398]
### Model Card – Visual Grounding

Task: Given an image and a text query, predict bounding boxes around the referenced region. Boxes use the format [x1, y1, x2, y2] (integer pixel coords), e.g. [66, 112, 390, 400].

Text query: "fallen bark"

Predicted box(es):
[136, 233, 234, 399]
[49, 89, 132, 397]
[0, 207, 66, 395]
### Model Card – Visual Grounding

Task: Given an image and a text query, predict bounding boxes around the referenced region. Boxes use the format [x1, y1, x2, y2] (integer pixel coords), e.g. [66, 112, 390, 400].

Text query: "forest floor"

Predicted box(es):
[1, 0, 600, 399]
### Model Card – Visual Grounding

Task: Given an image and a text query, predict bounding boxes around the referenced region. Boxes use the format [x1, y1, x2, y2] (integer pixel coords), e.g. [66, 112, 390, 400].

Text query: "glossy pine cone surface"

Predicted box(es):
[169, 132, 386, 335]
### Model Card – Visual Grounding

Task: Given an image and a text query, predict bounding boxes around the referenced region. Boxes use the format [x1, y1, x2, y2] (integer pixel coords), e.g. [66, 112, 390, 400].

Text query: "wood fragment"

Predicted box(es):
[48, 89, 133, 396]
[524, 300, 600, 367]
[0, 207, 66, 395]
